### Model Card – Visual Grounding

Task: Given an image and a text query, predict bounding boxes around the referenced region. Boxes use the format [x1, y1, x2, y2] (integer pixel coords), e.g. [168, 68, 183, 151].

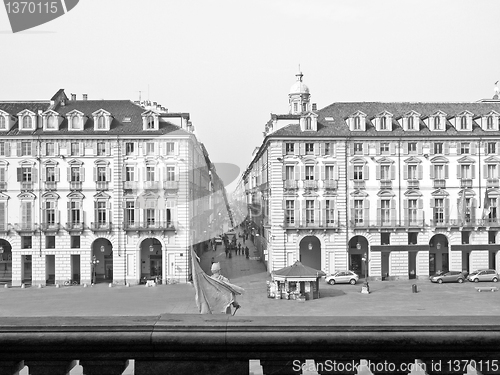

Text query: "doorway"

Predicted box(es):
[381, 253, 389, 279]
[408, 252, 417, 279]
[22, 255, 32, 285]
[71, 255, 80, 283]
[45, 255, 55, 285]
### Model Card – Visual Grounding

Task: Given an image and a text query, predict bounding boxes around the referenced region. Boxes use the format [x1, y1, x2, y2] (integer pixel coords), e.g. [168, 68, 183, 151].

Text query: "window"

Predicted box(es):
[434, 116, 442, 130]
[487, 197, 497, 222]
[285, 143, 295, 155]
[46, 236, 55, 249]
[325, 200, 334, 224]
[146, 208, 155, 226]
[487, 165, 497, 179]
[70, 201, 81, 223]
[70, 167, 81, 182]
[408, 232, 417, 245]
[96, 201, 107, 224]
[305, 200, 314, 224]
[408, 116, 414, 130]
[21, 201, 32, 227]
[305, 165, 314, 180]
[408, 142, 417, 154]
[380, 199, 390, 224]
[380, 142, 389, 154]
[0, 142, 5, 156]
[21, 167, 32, 182]
[487, 116, 495, 130]
[302, 103, 307, 112]
[166, 166, 175, 181]
[47, 115, 56, 129]
[97, 142, 106, 156]
[70, 142, 79, 156]
[45, 166, 55, 182]
[433, 198, 444, 224]
[325, 143, 333, 156]
[488, 142, 496, 154]
[71, 236, 80, 249]
[125, 201, 135, 225]
[380, 117, 387, 130]
[46, 143, 55, 156]
[125, 142, 135, 155]
[434, 142, 443, 154]
[166, 142, 175, 155]
[381, 232, 390, 245]
[460, 164, 471, 179]
[325, 165, 335, 180]
[407, 165, 417, 180]
[21, 142, 31, 156]
[71, 116, 80, 130]
[285, 200, 295, 224]
[147, 116, 154, 129]
[380, 165, 390, 181]
[460, 142, 470, 154]
[354, 143, 363, 154]
[22, 116, 32, 129]
[146, 142, 155, 155]
[146, 166, 155, 181]
[0, 116, 5, 129]
[293, 103, 298, 113]
[461, 116, 467, 130]
[125, 166, 135, 181]
[21, 236, 32, 249]
[44, 201, 56, 225]
[354, 116, 361, 130]
[97, 115, 106, 129]
[408, 199, 417, 225]
[305, 117, 312, 130]
[305, 143, 314, 155]
[353, 165, 363, 180]
[434, 165, 445, 179]
[354, 200, 363, 224]
[285, 165, 294, 180]
[97, 166, 107, 182]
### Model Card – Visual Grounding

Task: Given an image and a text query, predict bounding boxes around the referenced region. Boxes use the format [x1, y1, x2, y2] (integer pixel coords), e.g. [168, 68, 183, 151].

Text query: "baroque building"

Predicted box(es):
[0, 90, 226, 286]
[239, 73, 500, 280]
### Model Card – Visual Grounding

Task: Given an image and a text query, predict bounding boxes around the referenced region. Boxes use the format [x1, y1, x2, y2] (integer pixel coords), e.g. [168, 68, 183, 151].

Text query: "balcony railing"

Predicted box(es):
[20, 182, 33, 191]
[323, 180, 337, 189]
[44, 181, 57, 190]
[40, 223, 60, 233]
[123, 181, 138, 190]
[14, 223, 37, 233]
[95, 181, 109, 191]
[303, 180, 318, 189]
[69, 181, 82, 191]
[350, 220, 426, 228]
[0, 182, 6, 191]
[65, 222, 84, 232]
[433, 179, 446, 189]
[284, 219, 338, 229]
[89, 222, 113, 232]
[460, 178, 473, 188]
[144, 181, 160, 190]
[407, 180, 419, 189]
[487, 178, 500, 188]
[283, 180, 298, 189]
[0, 315, 497, 375]
[430, 218, 500, 227]
[353, 180, 365, 189]
[123, 221, 176, 231]
[380, 180, 392, 189]
[163, 181, 179, 190]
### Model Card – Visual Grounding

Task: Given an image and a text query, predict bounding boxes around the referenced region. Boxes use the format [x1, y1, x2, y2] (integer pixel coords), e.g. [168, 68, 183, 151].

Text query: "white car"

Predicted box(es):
[325, 271, 359, 285]
[214, 237, 223, 245]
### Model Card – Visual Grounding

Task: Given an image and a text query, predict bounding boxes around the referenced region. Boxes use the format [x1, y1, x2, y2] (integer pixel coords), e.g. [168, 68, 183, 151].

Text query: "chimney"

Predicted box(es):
[82, 94, 88, 101]
[312, 103, 317, 111]
[71, 93, 76, 101]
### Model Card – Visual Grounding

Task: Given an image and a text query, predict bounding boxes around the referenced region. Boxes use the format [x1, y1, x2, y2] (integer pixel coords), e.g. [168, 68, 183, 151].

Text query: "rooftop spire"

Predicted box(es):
[494, 81, 499, 100]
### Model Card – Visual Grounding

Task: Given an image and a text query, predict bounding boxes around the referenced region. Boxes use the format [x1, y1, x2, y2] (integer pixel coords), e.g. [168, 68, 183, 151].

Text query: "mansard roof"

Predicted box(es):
[271, 101, 500, 138]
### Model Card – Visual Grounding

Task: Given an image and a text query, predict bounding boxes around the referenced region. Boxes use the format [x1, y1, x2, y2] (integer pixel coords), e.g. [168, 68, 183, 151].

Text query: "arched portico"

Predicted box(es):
[429, 234, 449, 274]
[299, 236, 321, 271]
[139, 238, 163, 284]
[91, 238, 113, 283]
[0, 239, 12, 285]
[348, 235, 369, 279]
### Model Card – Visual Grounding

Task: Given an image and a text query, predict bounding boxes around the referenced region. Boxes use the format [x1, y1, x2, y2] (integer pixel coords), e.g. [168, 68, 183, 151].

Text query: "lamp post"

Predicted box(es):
[90, 255, 99, 285]
[361, 251, 370, 294]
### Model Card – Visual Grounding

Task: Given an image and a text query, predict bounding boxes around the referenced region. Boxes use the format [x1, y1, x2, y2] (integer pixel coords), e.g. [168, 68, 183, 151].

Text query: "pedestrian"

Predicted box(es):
[225, 247, 228, 258]
[245, 246, 249, 259]
[243, 236, 245, 245]
[238, 242, 242, 255]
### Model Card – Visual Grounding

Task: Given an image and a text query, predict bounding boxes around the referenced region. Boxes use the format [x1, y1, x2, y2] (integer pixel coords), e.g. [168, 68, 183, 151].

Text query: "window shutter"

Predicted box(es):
[376, 200, 381, 224]
[418, 165, 423, 180]
[319, 200, 324, 226]
[282, 165, 286, 180]
[320, 143, 325, 156]
[484, 164, 488, 178]
[55, 168, 60, 182]
[444, 198, 450, 223]
[79, 143, 85, 156]
[363, 165, 369, 180]
[320, 165, 325, 180]
[54, 143, 59, 155]
[497, 142, 500, 155]
[348, 165, 354, 180]
[403, 199, 408, 224]
[334, 165, 339, 180]
[16, 142, 21, 156]
[67, 167, 72, 182]
[484, 143, 489, 155]
[430, 143, 435, 155]
[80, 167, 85, 182]
[430, 198, 435, 208]
[390, 143, 396, 155]
[417, 142, 423, 154]
[41, 144, 46, 156]
[314, 144, 320, 156]
[457, 165, 461, 179]
[403, 143, 409, 155]
[444, 165, 449, 179]
[174, 166, 179, 181]
[294, 166, 300, 180]
[429, 165, 435, 179]
[0, 168, 4, 183]
[314, 203, 319, 224]
[94, 201, 98, 223]
[30, 142, 34, 156]
[418, 199, 423, 209]
[32, 168, 37, 182]
[364, 199, 370, 224]
[402, 165, 408, 180]
[5, 143, 10, 157]
[294, 143, 299, 156]
[106, 142, 111, 156]
[281, 143, 286, 155]
[471, 142, 476, 155]
[376, 142, 381, 156]
[299, 143, 305, 155]
[390, 165, 396, 180]
[363, 143, 369, 156]
[376, 165, 381, 180]
[471, 198, 477, 222]
[300, 165, 305, 181]
[471, 164, 475, 179]
[17, 168, 22, 182]
[390, 199, 396, 225]
[41, 167, 46, 182]
[93, 142, 98, 156]
[349, 143, 354, 156]
[93, 167, 97, 182]
[314, 165, 318, 180]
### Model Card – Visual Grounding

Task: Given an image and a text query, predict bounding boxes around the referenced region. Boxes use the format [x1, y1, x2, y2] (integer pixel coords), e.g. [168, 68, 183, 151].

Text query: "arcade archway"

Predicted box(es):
[91, 238, 113, 283]
[299, 236, 321, 271]
[429, 234, 449, 274]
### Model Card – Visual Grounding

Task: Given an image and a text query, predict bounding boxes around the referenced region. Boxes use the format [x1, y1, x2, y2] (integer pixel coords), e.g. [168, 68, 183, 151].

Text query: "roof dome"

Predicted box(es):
[289, 72, 309, 95]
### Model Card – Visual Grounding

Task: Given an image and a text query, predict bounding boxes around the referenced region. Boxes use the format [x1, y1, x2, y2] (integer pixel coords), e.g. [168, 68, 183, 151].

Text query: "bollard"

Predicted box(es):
[56, 284, 60, 288]
[83, 283, 87, 288]
[21, 283, 25, 289]
[108, 283, 112, 288]
[37, 284, 42, 289]
[4, 284, 8, 289]
[125, 283, 130, 287]
[412, 284, 418, 293]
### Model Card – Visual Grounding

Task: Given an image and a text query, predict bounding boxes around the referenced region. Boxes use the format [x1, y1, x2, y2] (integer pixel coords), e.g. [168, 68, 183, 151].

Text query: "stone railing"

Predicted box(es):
[0, 315, 499, 374]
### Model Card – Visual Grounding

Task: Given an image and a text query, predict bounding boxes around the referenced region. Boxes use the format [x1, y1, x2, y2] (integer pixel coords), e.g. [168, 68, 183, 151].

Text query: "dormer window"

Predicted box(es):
[47, 115, 56, 129]
[0, 116, 5, 130]
[141, 111, 159, 131]
[460, 116, 467, 130]
[483, 112, 500, 131]
[349, 111, 367, 131]
[408, 116, 414, 130]
[22, 116, 32, 129]
[299, 113, 318, 131]
[305, 117, 312, 130]
[147, 116, 155, 129]
[354, 116, 361, 130]
[42, 110, 60, 131]
[71, 115, 80, 130]
[92, 109, 111, 131]
[381, 117, 387, 130]
[487, 116, 494, 129]
[376, 111, 392, 131]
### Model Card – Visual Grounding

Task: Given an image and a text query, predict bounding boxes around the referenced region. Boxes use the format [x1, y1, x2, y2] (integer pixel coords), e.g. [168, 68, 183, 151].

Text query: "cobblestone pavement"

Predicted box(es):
[0, 227, 499, 317]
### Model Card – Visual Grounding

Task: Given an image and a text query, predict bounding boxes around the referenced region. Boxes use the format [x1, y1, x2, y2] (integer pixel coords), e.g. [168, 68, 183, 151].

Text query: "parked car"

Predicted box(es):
[325, 271, 359, 285]
[467, 269, 499, 283]
[430, 271, 467, 284]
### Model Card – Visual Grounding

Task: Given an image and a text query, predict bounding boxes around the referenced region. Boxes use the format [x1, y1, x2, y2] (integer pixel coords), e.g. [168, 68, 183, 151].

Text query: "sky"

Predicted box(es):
[1, 0, 500, 192]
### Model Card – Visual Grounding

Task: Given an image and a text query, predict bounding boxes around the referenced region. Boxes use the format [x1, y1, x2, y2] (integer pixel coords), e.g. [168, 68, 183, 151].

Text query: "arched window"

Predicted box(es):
[71, 115, 79, 129]
[380, 117, 387, 130]
[22, 116, 32, 129]
[0, 116, 5, 129]
[47, 115, 56, 129]
[147, 116, 155, 129]
[97, 115, 105, 129]
[407, 116, 414, 130]
[354, 116, 361, 130]
[305, 117, 312, 130]
[487, 116, 494, 129]
[434, 116, 441, 130]
[461, 116, 467, 130]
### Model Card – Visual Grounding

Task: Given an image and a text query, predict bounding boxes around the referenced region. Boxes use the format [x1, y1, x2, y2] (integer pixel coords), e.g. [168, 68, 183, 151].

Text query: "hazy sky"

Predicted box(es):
[1, 0, 499, 192]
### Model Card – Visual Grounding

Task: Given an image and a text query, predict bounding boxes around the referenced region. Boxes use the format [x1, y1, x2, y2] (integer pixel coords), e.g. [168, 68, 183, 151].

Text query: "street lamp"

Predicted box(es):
[90, 255, 99, 285]
[0, 245, 4, 254]
[100, 245, 105, 253]
[149, 244, 154, 252]
[308, 242, 313, 251]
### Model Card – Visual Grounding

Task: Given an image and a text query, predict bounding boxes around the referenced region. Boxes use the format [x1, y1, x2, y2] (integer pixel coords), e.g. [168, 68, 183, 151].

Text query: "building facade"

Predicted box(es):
[240, 73, 500, 280]
[0, 89, 226, 286]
